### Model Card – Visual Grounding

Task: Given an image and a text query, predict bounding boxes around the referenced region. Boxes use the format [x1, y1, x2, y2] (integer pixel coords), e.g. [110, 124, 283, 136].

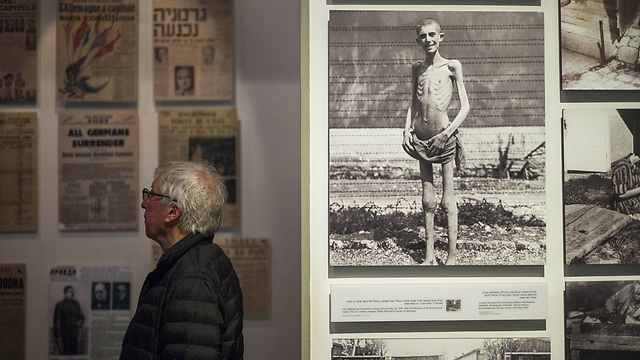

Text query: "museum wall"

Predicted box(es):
[0, 0, 301, 359]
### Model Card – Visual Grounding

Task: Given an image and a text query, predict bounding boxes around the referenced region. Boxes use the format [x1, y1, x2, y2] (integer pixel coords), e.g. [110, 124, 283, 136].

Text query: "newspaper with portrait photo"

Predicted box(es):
[0, 0, 37, 104]
[153, 0, 233, 101]
[49, 266, 131, 359]
[56, 0, 138, 102]
[58, 110, 139, 231]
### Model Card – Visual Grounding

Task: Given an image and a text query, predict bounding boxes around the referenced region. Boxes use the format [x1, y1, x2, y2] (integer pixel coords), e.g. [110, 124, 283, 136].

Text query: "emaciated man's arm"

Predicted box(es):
[402, 62, 421, 155]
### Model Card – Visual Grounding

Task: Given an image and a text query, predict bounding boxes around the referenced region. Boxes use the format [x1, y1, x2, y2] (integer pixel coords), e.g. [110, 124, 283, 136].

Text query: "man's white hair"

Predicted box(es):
[154, 161, 227, 235]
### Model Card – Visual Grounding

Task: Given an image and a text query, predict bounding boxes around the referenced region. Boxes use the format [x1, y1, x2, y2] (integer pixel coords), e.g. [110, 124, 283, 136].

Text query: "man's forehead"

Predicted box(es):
[418, 24, 440, 34]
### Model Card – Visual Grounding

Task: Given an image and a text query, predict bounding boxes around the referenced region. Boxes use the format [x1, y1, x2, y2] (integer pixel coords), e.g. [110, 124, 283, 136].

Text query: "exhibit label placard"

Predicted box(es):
[331, 282, 547, 322]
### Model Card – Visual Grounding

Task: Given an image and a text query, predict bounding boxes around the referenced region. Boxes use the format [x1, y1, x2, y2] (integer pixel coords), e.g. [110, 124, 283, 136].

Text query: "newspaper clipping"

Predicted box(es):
[0, 0, 37, 104]
[57, 0, 138, 102]
[153, 0, 233, 101]
[0, 112, 37, 232]
[0, 264, 26, 360]
[151, 237, 270, 318]
[218, 238, 271, 319]
[158, 109, 238, 227]
[58, 110, 139, 231]
[49, 266, 131, 359]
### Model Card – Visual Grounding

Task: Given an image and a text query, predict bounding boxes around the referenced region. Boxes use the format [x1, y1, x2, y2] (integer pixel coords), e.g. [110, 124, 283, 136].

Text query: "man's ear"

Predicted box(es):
[165, 203, 182, 223]
[439, 33, 444, 41]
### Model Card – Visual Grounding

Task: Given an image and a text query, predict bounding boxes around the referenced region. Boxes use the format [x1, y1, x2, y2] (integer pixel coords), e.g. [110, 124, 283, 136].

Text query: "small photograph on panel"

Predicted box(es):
[565, 280, 640, 359]
[332, 338, 550, 360]
[49, 283, 89, 356]
[563, 108, 640, 265]
[560, 0, 640, 90]
[329, 11, 546, 266]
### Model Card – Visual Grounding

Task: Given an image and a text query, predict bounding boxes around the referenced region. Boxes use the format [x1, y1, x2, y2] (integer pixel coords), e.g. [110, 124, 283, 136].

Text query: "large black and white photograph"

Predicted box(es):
[332, 337, 550, 360]
[563, 108, 640, 264]
[561, 0, 640, 90]
[329, 11, 546, 266]
[565, 280, 640, 359]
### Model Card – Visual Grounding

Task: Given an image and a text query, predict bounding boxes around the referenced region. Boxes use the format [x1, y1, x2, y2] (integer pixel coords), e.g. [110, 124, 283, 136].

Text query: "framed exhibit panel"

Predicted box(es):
[565, 279, 640, 360]
[563, 107, 640, 265]
[305, 1, 565, 360]
[328, 10, 546, 267]
[560, 0, 640, 90]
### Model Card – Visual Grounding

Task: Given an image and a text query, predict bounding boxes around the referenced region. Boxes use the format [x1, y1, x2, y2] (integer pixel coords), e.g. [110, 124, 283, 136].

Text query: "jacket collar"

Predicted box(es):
[155, 232, 214, 272]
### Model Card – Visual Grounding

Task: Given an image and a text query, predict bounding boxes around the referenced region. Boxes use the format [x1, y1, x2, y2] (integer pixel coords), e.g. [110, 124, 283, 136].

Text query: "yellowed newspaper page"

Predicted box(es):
[0, 264, 25, 360]
[0, 0, 37, 104]
[153, 0, 233, 100]
[58, 110, 139, 230]
[158, 108, 238, 227]
[56, 0, 138, 102]
[218, 238, 271, 319]
[0, 112, 37, 232]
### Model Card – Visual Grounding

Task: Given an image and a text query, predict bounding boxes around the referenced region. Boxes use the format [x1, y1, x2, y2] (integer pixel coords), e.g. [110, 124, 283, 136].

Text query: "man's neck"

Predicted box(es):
[424, 51, 444, 67]
[158, 228, 191, 253]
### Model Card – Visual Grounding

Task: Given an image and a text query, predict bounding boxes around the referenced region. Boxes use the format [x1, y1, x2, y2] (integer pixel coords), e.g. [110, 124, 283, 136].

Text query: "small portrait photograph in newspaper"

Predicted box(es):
[56, 0, 138, 102]
[0, 0, 37, 104]
[560, 0, 640, 90]
[565, 280, 640, 360]
[153, 0, 233, 101]
[329, 11, 545, 266]
[331, 337, 550, 360]
[563, 108, 640, 265]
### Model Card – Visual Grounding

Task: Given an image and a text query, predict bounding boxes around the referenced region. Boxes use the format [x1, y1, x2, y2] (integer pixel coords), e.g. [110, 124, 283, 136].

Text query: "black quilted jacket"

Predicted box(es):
[120, 232, 243, 360]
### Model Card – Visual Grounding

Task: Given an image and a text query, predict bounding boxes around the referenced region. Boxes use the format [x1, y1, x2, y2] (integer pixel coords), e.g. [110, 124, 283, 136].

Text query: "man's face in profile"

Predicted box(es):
[64, 287, 75, 300]
[95, 283, 107, 301]
[634, 281, 640, 302]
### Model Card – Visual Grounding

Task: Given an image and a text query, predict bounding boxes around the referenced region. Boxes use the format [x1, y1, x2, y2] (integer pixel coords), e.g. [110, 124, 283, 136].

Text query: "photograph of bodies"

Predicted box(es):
[561, 0, 640, 89]
[329, 11, 546, 266]
[565, 280, 640, 360]
[563, 108, 640, 264]
[332, 338, 550, 360]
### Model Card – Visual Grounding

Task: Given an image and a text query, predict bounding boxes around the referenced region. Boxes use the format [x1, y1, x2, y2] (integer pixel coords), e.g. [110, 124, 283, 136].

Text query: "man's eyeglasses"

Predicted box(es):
[142, 188, 175, 202]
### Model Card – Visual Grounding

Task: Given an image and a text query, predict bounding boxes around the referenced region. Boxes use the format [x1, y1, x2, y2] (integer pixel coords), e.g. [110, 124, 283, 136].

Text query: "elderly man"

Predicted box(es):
[92, 282, 110, 309]
[120, 161, 243, 360]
